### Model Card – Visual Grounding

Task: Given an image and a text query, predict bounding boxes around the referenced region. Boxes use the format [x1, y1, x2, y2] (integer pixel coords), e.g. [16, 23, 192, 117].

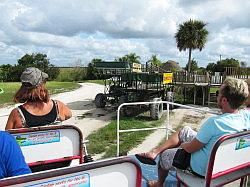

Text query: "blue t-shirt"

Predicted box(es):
[0, 131, 31, 179]
[190, 110, 250, 176]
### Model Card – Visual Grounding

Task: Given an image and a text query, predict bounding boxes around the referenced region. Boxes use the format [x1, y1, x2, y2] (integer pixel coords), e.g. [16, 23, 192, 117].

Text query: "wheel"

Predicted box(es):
[150, 98, 163, 120]
[94, 93, 106, 108]
[118, 95, 128, 106]
[121, 106, 140, 117]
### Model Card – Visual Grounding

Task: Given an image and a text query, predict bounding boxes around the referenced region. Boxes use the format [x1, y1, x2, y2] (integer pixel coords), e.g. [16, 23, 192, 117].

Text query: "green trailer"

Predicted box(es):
[94, 61, 168, 119]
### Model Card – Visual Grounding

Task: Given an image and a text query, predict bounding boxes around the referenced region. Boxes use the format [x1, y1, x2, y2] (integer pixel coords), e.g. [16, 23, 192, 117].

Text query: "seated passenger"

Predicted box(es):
[0, 130, 31, 179]
[5, 67, 72, 130]
[138, 78, 250, 187]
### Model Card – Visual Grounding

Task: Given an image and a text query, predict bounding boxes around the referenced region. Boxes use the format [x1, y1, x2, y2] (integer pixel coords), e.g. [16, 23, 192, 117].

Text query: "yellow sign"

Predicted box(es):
[163, 73, 173, 84]
[132, 63, 142, 73]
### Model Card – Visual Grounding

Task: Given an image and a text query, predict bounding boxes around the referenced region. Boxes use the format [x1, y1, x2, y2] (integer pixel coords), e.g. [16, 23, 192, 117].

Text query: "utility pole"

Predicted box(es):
[219, 54, 222, 61]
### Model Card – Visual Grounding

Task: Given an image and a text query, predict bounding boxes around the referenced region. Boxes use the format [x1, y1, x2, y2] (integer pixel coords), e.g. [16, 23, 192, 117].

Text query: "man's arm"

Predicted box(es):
[180, 138, 205, 153]
[3, 132, 31, 177]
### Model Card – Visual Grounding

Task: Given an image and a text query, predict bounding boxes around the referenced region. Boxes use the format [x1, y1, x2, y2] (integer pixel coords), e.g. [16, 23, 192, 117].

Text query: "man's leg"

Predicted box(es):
[148, 148, 178, 187]
[146, 126, 197, 187]
[158, 164, 169, 187]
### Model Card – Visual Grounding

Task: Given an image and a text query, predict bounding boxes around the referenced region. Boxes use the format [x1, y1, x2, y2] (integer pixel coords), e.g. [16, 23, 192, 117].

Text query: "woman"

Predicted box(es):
[5, 67, 72, 130]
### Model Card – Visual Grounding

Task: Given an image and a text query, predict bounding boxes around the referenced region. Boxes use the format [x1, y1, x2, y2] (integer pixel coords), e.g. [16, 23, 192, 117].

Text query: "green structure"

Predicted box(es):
[94, 61, 168, 119]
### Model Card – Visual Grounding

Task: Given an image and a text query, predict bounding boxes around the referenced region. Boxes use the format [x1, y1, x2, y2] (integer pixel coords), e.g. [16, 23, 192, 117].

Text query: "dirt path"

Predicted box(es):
[128, 106, 217, 155]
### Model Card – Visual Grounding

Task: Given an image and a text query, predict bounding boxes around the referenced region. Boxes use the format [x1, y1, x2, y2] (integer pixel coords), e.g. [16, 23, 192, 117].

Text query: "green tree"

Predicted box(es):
[175, 19, 209, 72]
[86, 58, 101, 80]
[206, 62, 216, 73]
[149, 55, 162, 67]
[215, 58, 240, 72]
[0, 64, 15, 82]
[115, 53, 141, 67]
[184, 59, 198, 71]
[17, 53, 60, 80]
[240, 61, 247, 68]
[91, 58, 103, 65]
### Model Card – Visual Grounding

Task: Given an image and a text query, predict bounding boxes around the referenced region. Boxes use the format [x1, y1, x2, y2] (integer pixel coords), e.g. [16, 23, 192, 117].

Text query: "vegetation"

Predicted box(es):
[175, 19, 209, 72]
[86, 59, 100, 80]
[149, 54, 162, 67]
[0, 53, 60, 82]
[0, 81, 80, 106]
[206, 58, 240, 73]
[115, 53, 141, 67]
[87, 115, 166, 158]
[82, 79, 104, 85]
[56, 67, 87, 82]
[184, 59, 198, 72]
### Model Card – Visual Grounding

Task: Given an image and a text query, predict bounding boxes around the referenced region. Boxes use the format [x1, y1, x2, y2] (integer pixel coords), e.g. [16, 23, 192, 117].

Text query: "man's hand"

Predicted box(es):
[180, 138, 205, 153]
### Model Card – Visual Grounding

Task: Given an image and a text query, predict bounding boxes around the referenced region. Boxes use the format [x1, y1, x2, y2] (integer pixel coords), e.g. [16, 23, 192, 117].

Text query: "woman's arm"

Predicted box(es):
[56, 100, 72, 121]
[5, 109, 20, 130]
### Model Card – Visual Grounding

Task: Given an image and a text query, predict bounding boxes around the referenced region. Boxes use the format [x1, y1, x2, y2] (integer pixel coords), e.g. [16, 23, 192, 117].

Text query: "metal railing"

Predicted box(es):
[116, 101, 219, 156]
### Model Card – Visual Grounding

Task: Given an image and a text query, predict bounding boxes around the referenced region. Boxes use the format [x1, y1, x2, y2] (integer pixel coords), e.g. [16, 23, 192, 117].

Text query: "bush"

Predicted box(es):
[56, 67, 88, 82]
[0, 53, 60, 82]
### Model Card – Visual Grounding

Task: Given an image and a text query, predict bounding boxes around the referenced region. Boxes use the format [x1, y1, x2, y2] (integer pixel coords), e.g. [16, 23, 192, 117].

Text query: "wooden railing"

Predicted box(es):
[173, 72, 210, 84]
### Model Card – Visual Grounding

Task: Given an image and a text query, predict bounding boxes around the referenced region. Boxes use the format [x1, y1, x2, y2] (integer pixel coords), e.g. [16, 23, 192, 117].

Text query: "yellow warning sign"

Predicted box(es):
[163, 73, 173, 84]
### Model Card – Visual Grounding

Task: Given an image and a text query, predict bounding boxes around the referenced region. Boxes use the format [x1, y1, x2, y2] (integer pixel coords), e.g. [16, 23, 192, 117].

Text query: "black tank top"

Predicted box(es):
[18, 100, 58, 127]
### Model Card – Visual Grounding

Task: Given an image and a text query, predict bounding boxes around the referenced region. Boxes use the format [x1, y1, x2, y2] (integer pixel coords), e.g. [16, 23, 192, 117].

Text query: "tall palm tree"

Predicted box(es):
[175, 19, 209, 72]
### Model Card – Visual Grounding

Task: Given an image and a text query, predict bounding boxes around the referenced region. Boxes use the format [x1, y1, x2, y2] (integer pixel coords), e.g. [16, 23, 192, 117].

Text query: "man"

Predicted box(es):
[139, 78, 250, 187]
[0, 131, 31, 179]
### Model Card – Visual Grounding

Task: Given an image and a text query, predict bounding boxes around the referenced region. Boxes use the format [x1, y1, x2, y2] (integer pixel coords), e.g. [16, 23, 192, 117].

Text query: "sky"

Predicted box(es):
[0, 0, 249, 68]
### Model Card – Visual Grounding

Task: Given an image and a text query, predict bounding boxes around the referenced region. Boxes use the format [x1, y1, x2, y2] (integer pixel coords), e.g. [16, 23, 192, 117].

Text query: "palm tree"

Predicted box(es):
[115, 53, 141, 67]
[149, 54, 162, 67]
[125, 53, 141, 65]
[175, 19, 209, 72]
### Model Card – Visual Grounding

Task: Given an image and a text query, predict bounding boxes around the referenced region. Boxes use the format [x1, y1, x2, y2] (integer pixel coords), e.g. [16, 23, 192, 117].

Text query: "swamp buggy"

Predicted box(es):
[93, 61, 172, 119]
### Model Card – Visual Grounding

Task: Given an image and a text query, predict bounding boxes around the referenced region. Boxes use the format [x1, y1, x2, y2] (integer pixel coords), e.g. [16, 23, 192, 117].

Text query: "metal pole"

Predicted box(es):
[166, 103, 170, 140]
[116, 105, 121, 156]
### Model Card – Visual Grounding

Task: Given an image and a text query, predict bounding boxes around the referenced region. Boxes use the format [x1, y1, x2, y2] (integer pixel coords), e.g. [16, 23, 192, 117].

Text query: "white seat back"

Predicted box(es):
[212, 133, 250, 178]
[8, 125, 83, 166]
[0, 156, 142, 187]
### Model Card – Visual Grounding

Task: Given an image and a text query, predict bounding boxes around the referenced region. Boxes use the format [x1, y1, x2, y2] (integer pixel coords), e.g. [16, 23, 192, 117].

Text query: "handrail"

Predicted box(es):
[116, 101, 219, 156]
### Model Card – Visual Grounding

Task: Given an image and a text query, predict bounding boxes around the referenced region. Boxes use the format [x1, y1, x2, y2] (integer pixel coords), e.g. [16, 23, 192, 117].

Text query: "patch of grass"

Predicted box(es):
[82, 80, 104, 85]
[0, 81, 80, 106]
[87, 115, 166, 159]
[210, 87, 219, 93]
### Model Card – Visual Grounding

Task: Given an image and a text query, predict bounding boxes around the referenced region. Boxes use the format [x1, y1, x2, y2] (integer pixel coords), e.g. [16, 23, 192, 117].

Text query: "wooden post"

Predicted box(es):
[202, 86, 205, 106]
[194, 86, 196, 105]
[208, 86, 211, 106]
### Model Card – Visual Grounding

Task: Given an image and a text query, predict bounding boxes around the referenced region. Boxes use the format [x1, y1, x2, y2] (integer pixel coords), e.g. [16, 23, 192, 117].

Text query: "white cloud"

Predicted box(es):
[0, 0, 249, 67]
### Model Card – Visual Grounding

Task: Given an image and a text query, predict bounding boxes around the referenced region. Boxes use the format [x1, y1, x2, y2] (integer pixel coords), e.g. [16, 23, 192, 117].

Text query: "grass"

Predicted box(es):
[0, 81, 80, 106]
[210, 87, 219, 93]
[86, 114, 166, 159]
[82, 79, 105, 85]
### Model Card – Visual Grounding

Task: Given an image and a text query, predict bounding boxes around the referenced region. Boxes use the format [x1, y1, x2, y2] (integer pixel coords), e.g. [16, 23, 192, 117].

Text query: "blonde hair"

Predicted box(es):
[222, 78, 249, 109]
[14, 83, 50, 103]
